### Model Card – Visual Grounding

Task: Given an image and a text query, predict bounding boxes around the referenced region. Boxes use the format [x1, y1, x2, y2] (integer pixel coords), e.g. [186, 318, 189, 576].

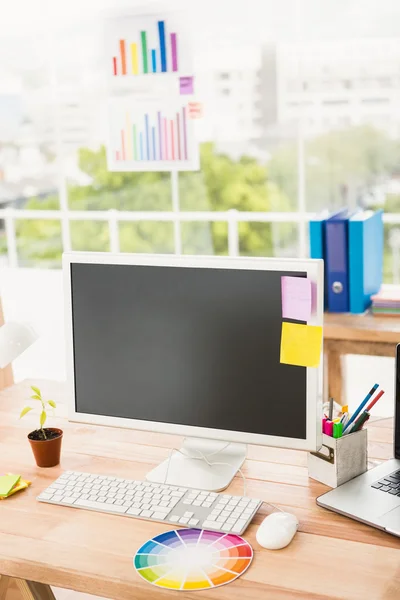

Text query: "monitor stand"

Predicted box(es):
[146, 438, 247, 492]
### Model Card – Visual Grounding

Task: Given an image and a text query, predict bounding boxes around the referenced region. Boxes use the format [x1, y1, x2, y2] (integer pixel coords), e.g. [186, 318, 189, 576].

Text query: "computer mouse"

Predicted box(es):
[256, 512, 299, 550]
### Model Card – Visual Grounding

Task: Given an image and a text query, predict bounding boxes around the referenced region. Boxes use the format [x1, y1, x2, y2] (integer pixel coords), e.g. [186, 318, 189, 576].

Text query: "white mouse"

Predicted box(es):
[256, 512, 299, 550]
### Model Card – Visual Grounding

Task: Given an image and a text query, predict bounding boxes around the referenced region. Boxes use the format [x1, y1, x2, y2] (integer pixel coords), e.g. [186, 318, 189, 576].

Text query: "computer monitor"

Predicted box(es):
[63, 252, 323, 491]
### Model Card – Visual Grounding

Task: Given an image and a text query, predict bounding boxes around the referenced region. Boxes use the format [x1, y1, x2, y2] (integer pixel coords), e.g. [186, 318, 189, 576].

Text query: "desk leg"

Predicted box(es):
[327, 348, 344, 406]
[15, 579, 56, 600]
[0, 576, 10, 600]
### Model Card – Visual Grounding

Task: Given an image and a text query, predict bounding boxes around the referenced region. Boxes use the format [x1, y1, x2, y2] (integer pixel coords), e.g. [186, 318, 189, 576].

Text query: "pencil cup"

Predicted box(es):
[307, 429, 368, 488]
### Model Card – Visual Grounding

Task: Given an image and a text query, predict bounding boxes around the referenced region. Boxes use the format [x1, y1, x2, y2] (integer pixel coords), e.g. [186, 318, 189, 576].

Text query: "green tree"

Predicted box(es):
[16, 143, 292, 266]
[268, 125, 400, 212]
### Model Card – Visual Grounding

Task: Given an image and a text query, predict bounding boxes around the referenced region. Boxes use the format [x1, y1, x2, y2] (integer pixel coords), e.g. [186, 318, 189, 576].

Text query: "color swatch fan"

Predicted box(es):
[134, 529, 253, 591]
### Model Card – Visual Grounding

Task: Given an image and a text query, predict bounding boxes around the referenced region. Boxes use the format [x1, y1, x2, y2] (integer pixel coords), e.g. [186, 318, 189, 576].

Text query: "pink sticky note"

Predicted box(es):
[180, 76, 194, 95]
[281, 276, 312, 322]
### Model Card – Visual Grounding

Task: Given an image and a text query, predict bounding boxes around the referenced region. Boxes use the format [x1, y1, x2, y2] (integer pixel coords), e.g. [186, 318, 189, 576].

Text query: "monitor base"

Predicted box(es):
[146, 438, 247, 492]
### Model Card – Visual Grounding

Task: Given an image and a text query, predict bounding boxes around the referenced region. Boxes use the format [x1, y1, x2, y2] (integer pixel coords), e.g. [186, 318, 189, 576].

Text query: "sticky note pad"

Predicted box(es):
[281, 276, 312, 322]
[0, 474, 21, 497]
[180, 76, 194, 95]
[280, 322, 323, 368]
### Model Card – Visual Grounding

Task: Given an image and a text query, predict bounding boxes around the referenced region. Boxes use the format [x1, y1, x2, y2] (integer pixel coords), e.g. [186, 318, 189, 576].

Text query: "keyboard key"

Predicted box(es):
[169, 515, 180, 522]
[232, 519, 247, 533]
[202, 521, 219, 530]
[371, 482, 382, 489]
[61, 496, 77, 504]
[389, 488, 399, 495]
[106, 498, 115, 504]
[141, 510, 153, 518]
[38, 493, 53, 500]
[49, 483, 65, 491]
[179, 517, 189, 524]
[189, 519, 199, 526]
[153, 511, 169, 520]
[380, 486, 391, 492]
[142, 503, 151, 510]
[222, 524, 232, 532]
[226, 518, 236, 524]
[75, 499, 128, 513]
[193, 500, 202, 506]
[387, 476, 400, 483]
[203, 502, 212, 508]
[183, 499, 193, 505]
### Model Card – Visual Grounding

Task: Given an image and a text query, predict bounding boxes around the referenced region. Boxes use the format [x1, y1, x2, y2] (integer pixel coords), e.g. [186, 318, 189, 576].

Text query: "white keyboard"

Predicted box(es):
[37, 470, 262, 535]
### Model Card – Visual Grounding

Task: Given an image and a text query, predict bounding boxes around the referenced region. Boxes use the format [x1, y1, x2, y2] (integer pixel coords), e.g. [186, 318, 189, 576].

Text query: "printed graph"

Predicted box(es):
[107, 98, 199, 172]
[106, 12, 192, 78]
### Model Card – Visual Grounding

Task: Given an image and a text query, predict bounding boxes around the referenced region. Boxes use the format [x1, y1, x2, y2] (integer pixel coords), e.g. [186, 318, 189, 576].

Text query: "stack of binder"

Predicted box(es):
[309, 209, 383, 313]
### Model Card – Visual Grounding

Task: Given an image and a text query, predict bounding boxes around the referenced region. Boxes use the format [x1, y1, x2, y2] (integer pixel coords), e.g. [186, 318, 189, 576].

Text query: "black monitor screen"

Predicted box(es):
[71, 262, 307, 439]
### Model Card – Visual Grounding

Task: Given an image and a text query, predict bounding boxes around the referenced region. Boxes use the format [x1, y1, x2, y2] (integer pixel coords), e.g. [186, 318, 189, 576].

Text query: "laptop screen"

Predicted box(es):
[396, 345, 400, 459]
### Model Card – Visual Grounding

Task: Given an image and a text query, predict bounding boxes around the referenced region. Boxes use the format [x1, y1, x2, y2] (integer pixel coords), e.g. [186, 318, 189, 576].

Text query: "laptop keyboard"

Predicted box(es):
[372, 469, 400, 496]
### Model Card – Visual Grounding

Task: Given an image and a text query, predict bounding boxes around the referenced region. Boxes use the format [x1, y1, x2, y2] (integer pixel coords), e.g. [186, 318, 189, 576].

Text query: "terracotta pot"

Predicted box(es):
[28, 428, 63, 468]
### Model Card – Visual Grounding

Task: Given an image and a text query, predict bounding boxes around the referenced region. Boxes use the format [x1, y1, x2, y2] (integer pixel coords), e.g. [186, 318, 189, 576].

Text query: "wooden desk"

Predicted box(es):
[0, 381, 399, 600]
[325, 313, 400, 405]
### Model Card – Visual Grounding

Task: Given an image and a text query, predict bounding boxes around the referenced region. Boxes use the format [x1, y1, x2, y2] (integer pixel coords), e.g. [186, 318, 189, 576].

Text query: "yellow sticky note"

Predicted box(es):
[280, 322, 322, 368]
[0, 474, 20, 497]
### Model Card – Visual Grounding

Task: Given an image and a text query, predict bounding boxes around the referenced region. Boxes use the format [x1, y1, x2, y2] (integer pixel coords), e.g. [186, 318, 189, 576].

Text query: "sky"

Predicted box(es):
[2, 0, 400, 40]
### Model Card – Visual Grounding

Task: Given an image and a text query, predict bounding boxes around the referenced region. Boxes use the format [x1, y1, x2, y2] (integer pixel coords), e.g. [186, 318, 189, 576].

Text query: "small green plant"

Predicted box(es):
[19, 386, 57, 440]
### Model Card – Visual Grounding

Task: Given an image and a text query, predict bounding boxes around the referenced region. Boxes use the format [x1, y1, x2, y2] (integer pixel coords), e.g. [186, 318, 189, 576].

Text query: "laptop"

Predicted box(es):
[316, 344, 400, 537]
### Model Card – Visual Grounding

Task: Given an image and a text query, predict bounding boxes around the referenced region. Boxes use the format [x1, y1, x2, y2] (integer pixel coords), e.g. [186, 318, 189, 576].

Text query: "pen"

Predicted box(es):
[349, 410, 370, 433]
[366, 389, 385, 412]
[340, 413, 350, 428]
[328, 397, 334, 422]
[343, 383, 379, 433]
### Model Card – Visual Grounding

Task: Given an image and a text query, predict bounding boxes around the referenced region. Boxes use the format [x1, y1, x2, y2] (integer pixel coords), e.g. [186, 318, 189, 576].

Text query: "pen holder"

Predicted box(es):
[308, 429, 368, 488]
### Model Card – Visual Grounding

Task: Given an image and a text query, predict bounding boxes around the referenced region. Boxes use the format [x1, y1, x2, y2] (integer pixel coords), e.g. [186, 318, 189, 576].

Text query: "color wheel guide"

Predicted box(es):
[134, 528, 253, 591]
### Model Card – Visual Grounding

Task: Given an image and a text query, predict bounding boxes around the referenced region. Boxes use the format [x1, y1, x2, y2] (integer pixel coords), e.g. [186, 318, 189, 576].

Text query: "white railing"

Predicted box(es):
[2, 207, 400, 269]
[0, 207, 314, 268]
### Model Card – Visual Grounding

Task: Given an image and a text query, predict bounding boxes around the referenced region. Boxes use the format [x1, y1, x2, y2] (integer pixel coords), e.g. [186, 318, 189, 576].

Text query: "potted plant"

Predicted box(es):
[20, 386, 62, 468]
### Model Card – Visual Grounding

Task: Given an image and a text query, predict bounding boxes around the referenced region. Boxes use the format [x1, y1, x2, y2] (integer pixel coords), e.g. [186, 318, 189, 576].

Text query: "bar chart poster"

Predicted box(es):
[107, 98, 200, 172]
[106, 12, 193, 79]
